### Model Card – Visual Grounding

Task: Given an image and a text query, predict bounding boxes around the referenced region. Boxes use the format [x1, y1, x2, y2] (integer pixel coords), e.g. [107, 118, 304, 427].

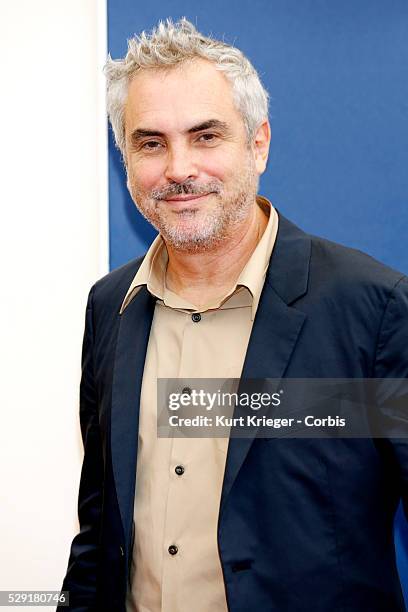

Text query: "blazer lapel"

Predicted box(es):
[111, 286, 155, 553]
[220, 213, 311, 516]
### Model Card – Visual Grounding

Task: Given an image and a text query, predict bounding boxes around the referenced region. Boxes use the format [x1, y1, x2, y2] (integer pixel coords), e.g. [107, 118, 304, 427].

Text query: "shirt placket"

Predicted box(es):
[161, 308, 213, 611]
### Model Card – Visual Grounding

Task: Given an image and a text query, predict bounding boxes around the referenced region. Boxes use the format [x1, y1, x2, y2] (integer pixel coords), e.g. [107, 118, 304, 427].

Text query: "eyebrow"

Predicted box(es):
[130, 119, 230, 143]
[188, 119, 229, 134]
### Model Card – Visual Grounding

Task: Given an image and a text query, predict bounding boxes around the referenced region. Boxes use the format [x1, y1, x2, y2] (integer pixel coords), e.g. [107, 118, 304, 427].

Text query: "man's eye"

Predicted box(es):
[142, 141, 163, 151]
[198, 133, 218, 143]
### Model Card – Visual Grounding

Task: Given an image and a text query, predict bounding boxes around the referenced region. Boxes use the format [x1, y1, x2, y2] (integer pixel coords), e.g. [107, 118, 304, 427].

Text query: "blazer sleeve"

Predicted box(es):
[374, 275, 408, 517]
[59, 286, 104, 611]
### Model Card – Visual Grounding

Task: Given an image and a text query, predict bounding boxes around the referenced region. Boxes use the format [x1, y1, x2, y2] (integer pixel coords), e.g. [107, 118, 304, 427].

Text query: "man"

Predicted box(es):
[60, 18, 408, 612]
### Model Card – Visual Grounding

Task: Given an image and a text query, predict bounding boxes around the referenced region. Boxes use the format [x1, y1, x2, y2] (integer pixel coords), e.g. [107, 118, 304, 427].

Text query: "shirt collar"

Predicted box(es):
[119, 196, 278, 320]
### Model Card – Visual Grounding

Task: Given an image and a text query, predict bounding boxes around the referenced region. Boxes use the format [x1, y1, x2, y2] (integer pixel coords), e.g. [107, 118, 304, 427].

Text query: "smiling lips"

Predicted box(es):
[164, 193, 211, 202]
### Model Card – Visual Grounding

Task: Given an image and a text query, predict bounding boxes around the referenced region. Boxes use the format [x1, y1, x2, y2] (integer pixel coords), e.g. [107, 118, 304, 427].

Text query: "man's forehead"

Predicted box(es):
[124, 59, 240, 128]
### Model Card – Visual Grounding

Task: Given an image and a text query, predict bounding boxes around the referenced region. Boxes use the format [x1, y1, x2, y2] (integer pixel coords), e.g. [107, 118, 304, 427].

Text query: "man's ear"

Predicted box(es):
[253, 120, 271, 175]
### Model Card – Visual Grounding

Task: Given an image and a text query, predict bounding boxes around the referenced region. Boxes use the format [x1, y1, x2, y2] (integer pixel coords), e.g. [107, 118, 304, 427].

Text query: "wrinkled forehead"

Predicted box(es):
[124, 58, 244, 136]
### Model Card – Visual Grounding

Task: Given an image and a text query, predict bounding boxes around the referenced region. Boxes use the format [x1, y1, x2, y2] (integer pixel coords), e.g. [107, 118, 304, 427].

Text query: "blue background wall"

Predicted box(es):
[107, 0, 408, 602]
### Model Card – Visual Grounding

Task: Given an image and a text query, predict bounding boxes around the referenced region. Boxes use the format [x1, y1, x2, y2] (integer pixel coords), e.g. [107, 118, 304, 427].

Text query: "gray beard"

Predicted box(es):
[131, 158, 259, 253]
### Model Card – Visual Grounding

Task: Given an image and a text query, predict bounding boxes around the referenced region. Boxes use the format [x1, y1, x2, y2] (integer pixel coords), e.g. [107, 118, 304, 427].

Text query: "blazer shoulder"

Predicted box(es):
[273, 212, 406, 308]
[303, 235, 408, 337]
[90, 255, 145, 317]
[308, 232, 406, 292]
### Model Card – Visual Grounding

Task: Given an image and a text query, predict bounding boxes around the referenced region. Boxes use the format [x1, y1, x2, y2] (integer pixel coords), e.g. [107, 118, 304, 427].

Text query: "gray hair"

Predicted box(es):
[104, 18, 269, 157]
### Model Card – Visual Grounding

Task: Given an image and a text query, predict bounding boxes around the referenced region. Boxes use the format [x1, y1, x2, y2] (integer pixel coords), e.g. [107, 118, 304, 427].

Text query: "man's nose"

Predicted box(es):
[164, 144, 198, 184]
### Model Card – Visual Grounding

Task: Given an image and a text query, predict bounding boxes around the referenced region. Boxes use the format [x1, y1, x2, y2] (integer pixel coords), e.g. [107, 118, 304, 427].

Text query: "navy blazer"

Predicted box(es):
[60, 212, 408, 611]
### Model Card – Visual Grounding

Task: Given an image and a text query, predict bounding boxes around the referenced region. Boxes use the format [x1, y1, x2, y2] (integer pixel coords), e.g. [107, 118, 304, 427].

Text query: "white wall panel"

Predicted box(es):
[0, 0, 108, 605]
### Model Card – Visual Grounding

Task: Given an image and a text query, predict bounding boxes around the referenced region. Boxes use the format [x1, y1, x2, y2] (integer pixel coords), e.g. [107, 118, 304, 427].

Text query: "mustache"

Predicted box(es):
[150, 179, 223, 200]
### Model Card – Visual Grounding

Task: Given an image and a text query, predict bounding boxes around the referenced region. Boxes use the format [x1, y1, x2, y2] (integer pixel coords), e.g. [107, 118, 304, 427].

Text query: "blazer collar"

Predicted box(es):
[267, 211, 311, 305]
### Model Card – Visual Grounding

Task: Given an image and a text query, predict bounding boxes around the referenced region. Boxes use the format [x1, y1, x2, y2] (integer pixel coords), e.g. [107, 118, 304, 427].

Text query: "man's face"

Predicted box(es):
[124, 59, 269, 252]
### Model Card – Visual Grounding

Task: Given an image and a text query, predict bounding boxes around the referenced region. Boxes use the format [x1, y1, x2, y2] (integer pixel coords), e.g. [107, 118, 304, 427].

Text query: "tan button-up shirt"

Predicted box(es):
[124, 196, 278, 612]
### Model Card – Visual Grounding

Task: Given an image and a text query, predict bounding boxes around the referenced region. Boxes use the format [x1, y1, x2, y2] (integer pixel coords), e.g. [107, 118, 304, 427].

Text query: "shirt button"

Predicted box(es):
[175, 465, 185, 476]
[191, 313, 201, 323]
[182, 387, 192, 395]
[168, 544, 178, 556]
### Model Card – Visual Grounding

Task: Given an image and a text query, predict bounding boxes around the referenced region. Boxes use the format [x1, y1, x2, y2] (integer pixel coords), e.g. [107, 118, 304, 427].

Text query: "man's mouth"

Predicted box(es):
[164, 193, 211, 202]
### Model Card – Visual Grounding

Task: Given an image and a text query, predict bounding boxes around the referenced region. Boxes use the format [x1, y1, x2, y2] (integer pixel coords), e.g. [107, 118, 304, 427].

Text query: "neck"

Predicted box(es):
[164, 201, 268, 309]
